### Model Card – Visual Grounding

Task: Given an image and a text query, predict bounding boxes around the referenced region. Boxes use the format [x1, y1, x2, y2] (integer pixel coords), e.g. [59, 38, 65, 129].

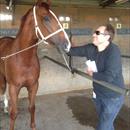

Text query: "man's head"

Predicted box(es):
[92, 24, 115, 47]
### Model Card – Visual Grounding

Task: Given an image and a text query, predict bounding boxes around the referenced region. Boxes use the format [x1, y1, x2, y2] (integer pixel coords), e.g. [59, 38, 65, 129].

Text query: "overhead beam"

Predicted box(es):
[0, 0, 130, 8]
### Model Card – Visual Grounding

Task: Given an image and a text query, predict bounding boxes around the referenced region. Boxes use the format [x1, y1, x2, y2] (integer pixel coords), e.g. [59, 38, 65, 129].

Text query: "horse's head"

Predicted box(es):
[34, 2, 71, 52]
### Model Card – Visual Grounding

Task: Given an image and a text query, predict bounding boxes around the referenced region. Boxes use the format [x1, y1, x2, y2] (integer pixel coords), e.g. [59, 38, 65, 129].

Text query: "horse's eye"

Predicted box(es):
[44, 16, 50, 21]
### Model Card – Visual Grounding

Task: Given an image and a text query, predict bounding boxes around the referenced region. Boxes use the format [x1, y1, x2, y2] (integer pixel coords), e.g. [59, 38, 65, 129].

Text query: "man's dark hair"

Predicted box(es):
[104, 24, 115, 42]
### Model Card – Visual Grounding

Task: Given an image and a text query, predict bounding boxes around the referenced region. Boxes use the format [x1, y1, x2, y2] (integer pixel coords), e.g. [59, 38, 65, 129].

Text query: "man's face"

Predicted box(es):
[92, 26, 110, 46]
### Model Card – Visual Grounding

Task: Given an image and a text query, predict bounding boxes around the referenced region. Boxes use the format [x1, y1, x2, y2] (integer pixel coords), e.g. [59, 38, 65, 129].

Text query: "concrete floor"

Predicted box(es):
[0, 89, 130, 130]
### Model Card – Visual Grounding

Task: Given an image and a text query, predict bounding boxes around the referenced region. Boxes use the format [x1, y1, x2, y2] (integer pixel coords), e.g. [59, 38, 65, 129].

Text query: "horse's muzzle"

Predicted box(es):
[54, 41, 70, 54]
[61, 41, 71, 52]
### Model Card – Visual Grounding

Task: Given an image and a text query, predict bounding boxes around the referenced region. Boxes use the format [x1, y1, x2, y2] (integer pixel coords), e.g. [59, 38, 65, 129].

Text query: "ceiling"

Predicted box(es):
[1, 0, 130, 8]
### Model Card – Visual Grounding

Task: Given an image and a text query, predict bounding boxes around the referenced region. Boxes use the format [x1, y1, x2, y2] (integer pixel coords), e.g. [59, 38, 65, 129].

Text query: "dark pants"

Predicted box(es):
[93, 96, 124, 130]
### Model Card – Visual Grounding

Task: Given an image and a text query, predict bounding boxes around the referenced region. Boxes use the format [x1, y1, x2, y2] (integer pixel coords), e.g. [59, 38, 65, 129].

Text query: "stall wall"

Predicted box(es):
[0, 4, 129, 97]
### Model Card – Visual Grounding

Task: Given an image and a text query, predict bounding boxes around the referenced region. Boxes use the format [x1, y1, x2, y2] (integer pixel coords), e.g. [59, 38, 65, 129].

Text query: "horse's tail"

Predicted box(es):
[0, 74, 6, 95]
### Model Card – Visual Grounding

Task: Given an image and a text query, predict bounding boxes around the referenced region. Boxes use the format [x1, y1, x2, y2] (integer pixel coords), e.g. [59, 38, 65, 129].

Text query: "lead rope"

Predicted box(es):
[1, 40, 45, 60]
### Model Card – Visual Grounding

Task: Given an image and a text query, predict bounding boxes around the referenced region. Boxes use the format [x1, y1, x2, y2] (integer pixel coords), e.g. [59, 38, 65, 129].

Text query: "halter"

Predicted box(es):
[33, 6, 71, 52]
[33, 6, 71, 71]
[1, 6, 72, 71]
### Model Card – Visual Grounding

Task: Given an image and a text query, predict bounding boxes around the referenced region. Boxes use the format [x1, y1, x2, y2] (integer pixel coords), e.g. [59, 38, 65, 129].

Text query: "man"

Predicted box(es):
[68, 24, 124, 130]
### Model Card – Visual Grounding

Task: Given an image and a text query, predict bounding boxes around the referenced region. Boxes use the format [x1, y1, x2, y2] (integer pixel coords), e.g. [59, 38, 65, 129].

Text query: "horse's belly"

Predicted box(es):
[7, 65, 40, 87]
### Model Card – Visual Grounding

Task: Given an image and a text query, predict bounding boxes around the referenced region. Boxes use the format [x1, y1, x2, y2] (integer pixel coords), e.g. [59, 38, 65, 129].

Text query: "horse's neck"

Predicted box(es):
[16, 29, 37, 50]
[12, 12, 39, 60]
[15, 28, 38, 59]
[16, 12, 38, 50]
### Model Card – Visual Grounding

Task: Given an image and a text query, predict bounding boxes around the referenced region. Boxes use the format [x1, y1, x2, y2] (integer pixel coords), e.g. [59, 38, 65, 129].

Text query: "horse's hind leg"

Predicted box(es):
[0, 73, 8, 113]
[28, 82, 38, 130]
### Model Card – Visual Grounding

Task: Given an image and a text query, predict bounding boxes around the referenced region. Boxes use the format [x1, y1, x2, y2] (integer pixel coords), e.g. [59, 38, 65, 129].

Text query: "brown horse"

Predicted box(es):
[0, 1, 70, 130]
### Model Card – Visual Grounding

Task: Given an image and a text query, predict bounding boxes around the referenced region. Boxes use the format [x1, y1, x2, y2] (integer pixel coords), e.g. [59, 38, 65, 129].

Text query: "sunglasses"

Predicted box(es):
[94, 30, 106, 36]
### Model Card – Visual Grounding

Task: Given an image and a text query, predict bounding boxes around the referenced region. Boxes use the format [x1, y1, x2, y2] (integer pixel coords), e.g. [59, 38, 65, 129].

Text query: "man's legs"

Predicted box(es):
[93, 96, 124, 130]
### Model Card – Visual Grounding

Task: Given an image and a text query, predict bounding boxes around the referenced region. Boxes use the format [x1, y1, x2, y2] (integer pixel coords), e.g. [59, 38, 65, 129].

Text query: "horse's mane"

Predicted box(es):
[21, 9, 32, 25]
[17, 2, 50, 35]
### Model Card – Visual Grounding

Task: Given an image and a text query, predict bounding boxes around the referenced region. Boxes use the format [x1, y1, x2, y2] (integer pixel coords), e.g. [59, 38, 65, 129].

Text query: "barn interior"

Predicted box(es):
[0, 0, 130, 130]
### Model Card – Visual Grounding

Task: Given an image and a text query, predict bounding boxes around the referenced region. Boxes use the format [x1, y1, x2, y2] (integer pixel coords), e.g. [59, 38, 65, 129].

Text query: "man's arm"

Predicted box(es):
[68, 44, 90, 57]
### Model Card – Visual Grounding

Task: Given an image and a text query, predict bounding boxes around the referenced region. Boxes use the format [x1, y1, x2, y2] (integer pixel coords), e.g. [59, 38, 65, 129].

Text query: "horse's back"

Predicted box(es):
[0, 36, 14, 46]
[0, 37, 15, 56]
[0, 36, 14, 42]
[0, 37, 14, 72]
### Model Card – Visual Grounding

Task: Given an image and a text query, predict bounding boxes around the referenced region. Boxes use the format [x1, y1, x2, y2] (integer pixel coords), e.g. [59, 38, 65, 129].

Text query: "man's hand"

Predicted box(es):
[86, 68, 93, 76]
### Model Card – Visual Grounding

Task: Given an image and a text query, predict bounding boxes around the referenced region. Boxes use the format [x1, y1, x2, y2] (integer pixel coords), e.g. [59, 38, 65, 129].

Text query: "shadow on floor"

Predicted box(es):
[66, 95, 130, 130]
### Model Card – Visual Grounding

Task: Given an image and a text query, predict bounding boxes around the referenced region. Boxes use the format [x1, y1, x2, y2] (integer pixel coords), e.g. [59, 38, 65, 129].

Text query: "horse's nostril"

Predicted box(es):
[64, 42, 71, 52]
[63, 43, 67, 49]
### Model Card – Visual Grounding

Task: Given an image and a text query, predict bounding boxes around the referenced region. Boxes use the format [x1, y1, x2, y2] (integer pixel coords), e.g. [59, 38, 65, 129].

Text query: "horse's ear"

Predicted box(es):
[35, 0, 41, 6]
[46, 0, 51, 6]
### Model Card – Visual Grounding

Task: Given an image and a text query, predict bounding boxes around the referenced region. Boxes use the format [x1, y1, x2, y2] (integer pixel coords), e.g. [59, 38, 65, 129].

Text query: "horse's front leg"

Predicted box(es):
[9, 85, 20, 130]
[28, 82, 38, 130]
